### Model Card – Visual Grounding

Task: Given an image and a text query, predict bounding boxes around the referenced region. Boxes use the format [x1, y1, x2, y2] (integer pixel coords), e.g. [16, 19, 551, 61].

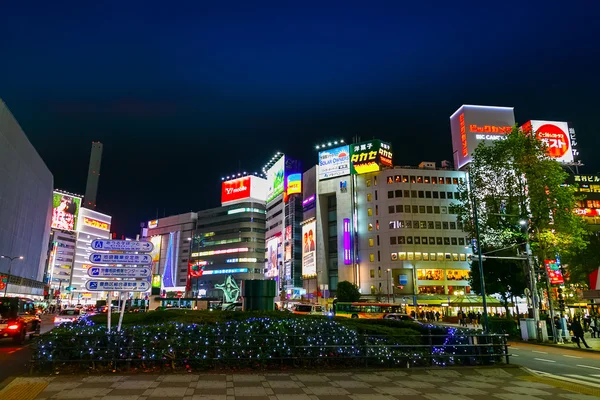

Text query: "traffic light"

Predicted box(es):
[557, 288, 565, 311]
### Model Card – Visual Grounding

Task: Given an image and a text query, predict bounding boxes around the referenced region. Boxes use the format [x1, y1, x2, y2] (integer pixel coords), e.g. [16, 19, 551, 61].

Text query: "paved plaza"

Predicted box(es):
[0, 367, 597, 400]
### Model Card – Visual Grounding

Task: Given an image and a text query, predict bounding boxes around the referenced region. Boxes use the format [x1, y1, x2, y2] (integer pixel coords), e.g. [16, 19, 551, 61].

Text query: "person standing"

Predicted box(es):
[554, 316, 564, 344]
[591, 316, 597, 339]
[572, 317, 591, 348]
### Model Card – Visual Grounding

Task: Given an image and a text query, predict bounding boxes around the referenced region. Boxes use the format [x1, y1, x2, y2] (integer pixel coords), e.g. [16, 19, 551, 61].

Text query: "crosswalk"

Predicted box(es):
[532, 370, 600, 388]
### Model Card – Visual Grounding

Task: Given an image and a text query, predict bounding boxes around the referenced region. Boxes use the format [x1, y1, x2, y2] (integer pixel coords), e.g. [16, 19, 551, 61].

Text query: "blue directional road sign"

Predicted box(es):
[91, 239, 154, 253]
[87, 267, 152, 278]
[89, 253, 152, 265]
[85, 280, 150, 292]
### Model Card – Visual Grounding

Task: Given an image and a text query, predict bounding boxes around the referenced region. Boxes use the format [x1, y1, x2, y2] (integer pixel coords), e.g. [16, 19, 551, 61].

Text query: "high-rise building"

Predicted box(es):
[0, 99, 53, 298]
[83, 142, 103, 210]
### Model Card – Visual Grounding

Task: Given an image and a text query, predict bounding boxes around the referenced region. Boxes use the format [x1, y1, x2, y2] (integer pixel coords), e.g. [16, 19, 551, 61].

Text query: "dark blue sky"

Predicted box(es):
[1, 1, 599, 235]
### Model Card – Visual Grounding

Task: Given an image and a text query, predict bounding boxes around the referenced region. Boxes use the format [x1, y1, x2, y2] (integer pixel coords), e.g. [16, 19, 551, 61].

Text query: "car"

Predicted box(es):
[0, 297, 41, 344]
[383, 313, 422, 324]
[292, 304, 327, 315]
[54, 308, 82, 324]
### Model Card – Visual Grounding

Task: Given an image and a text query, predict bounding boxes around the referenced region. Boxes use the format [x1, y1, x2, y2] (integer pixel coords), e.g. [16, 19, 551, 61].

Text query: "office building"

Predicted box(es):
[83, 141, 103, 210]
[0, 99, 53, 298]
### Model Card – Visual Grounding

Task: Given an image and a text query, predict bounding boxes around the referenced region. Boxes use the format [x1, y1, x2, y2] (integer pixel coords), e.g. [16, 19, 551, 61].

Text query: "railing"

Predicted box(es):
[30, 331, 509, 372]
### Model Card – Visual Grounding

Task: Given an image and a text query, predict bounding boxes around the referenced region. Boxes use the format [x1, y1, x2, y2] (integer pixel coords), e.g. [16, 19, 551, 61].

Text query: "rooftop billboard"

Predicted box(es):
[522, 120, 574, 163]
[266, 156, 285, 203]
[450, 105, 515, 169]
[51, 192, 82, 232]
[221, 175, 268, 205]
[350, 140, 393, 174]
[318, 145, 350, 180]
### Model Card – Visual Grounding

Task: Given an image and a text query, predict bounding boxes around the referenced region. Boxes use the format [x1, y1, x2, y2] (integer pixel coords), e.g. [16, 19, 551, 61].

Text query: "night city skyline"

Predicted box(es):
[2, 1, 599, 236]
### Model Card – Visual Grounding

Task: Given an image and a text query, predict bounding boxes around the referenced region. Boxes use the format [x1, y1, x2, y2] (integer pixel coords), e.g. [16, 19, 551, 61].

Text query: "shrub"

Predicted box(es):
[488, 316, 519, 337]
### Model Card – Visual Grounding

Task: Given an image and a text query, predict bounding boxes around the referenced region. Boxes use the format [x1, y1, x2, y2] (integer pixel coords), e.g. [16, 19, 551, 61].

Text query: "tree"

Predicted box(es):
[452, 126, 587, 314]
[336, 281, 361, 302]
[562, 231, 600, 285]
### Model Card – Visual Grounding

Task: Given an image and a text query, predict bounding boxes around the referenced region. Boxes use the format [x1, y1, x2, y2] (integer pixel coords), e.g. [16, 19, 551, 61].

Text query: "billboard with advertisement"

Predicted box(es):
[286, 173, 302, 196]
[265, 236, 280, 278]
[302, 221, 316, 276]
[221, 175, 268, 205]
[545, 259, 564, 285]
[318, 145, 350, 180]
[350, 140, 393, 175]
[266, 156, 285, 203]
[51, 192, 82, 231]
[450, 105, 516, 169]
[149, 236, 162, 272]
[522, 120, 574, 163]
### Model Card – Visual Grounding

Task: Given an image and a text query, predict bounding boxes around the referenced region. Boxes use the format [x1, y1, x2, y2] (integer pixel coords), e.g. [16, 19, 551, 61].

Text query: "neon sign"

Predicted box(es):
[83, 217, 109, 231]
[459, 114, 468, 157]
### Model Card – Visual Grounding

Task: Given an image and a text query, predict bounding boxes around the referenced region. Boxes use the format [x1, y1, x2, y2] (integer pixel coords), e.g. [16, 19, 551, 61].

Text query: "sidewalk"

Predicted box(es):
[0, 367, 596, 400]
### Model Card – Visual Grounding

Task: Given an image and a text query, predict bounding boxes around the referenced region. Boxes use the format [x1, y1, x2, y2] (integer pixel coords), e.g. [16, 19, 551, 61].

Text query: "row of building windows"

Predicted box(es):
[386, 175, 462, 185]
[388, 220, 463, 230]
[418, 286, 470, 295]
[387, 204, 461, 217]
[390, 252, 468, 262]
[390, 236, 467, 246]
[577, 200, 600, 208]
[417, 269, 469, 280]
[387, 189, 461, 200]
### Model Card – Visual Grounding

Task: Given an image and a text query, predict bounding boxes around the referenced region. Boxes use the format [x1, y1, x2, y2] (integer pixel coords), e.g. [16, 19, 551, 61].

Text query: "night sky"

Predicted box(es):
[1, 1, 599, 236]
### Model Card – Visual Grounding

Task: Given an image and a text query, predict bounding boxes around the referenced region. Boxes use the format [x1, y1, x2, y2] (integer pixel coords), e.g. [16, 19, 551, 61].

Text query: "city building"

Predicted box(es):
[0, 99, 53, 298]
[70, 208, 112, 303]
[569, 174, 600, 230]
[189, 200, 267, 298]
[355, 163, 471, 307]
[46, 190, 83, 300]
[264, 155, 304, 298]
[142, 212, 197, 293]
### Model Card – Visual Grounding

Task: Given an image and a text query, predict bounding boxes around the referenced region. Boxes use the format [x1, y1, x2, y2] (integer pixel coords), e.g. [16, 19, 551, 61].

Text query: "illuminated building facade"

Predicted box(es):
[0, 99, 53, 298]
[569, 174, 600, 230]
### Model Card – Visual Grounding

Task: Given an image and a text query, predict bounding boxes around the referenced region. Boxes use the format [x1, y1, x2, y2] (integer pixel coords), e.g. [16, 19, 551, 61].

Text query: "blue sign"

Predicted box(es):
[91, 239, 154, 252]
[87, 267, 152, 278]
[89, 253, 152, 265]
[85, 280, 150, 292]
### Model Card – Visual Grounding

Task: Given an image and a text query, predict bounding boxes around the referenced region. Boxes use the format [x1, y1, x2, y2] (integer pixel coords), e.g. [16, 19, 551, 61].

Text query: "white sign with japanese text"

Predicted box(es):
[89, 253, 152, 265]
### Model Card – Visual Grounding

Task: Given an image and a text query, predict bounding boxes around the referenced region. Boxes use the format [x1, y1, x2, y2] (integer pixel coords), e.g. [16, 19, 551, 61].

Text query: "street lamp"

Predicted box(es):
[0, 255, 24, 297]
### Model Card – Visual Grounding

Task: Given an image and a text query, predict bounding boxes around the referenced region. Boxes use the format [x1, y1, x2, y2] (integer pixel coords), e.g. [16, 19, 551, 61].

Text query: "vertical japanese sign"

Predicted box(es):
[302, 221, 316, 275]
[343, 218, 352, 265]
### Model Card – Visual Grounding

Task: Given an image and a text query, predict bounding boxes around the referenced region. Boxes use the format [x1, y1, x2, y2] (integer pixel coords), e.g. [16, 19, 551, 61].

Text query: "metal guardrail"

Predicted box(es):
[30, 332, 510, 371]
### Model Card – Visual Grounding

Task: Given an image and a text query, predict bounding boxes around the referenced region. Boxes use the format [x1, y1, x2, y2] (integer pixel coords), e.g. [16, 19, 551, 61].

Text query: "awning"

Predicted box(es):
[416, 294, 448, 305]
[449, 295, 508, 307]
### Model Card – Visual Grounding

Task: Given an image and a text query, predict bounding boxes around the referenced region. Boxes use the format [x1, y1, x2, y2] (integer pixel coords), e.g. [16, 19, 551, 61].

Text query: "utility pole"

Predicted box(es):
[521, 220, 541, 340]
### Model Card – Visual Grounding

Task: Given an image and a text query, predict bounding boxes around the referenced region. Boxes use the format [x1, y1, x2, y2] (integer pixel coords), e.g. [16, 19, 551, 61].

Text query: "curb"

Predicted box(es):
[514, 340, 600, 354]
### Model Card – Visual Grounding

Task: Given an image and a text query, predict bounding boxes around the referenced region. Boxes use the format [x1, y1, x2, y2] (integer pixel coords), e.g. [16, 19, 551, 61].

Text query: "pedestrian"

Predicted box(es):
[572, 317, 591, 349]
[476, 312, 482, 327]
[554, 316, 564, 344]
[435, 311, 440, 322]
[591, 316, 597, 339]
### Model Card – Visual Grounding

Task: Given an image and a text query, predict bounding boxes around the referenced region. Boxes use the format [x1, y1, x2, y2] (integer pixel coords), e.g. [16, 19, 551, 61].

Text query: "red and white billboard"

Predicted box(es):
[221, 175, 268, 205]
[522, 120, 573, 163]
[450, 105, 516, 169]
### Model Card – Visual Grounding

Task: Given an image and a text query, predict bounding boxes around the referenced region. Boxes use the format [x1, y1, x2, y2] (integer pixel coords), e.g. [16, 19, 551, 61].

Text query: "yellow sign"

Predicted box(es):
[83, 217, 109, 230]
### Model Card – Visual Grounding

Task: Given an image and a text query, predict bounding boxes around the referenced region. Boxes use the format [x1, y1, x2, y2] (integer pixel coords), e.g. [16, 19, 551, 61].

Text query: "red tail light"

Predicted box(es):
[7, 324, 19, 330]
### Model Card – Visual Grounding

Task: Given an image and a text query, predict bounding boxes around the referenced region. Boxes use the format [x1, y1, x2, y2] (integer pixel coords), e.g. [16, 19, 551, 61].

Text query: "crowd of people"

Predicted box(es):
[457, 310, 482, 327]
[409, 309, 441, 322]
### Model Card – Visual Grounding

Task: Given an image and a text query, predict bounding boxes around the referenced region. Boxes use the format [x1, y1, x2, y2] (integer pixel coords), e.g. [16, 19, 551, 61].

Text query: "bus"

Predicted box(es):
[334, 302, 404, 319]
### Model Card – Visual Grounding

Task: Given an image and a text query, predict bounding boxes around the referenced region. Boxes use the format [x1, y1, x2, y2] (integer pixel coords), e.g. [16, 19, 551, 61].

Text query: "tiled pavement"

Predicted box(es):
[4, 368, 597, 400]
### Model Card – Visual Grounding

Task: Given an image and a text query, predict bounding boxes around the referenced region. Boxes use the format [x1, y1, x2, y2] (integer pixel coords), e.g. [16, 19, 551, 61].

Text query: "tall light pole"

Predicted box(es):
[386, 269, 391, 302]
[1, 255, 24, 297]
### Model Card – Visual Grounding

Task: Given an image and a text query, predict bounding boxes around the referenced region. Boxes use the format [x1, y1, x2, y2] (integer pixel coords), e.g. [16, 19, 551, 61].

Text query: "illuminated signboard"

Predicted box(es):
[51, 192, 82, 232]
[302, 221, 316, 276]
[286, 173, 302, 196]
[221, 176, 251, 204]
[151, 274, 161, 288]
[575, 208, 600, 217]
[266, 156, 285, 203]
[522, 120, 574, 163]
[343, 218, 351, 265]
[265, 237, 280, 278]
[318, 145, 350, 180]
[191, 247, 249, 257]
[148, 219, 158, 229]
[450, 105, 515, 169]
[545, 259, 564, 285]
[83, 217, 109, 231]
[350, 140, 393, 175]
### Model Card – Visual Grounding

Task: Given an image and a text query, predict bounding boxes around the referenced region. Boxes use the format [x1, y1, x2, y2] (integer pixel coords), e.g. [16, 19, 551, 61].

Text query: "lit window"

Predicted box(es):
[368, 208, 373, 217]
[370, 269, 375, 278]
[368, 223, 373, 231]
[366, 179, 371, 187]
[367, 193, 372, 201]
[369, 238, 374, 247]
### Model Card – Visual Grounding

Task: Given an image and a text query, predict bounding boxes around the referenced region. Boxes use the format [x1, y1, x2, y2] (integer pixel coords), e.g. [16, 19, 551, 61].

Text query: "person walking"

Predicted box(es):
[554, 316, 564, 344]
[572, 317, 591, 348]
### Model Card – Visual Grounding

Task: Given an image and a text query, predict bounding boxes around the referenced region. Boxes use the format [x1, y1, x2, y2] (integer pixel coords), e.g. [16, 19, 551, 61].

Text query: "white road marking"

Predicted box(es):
[531, 371, 600, 389]
[565, 374, 600, 385]
[563, 355, 582, 359]
[577, 364, 600, 371]
[534, 358, 556, 363]
[511, 354, 519, 357]
[532, 350, 548, 354]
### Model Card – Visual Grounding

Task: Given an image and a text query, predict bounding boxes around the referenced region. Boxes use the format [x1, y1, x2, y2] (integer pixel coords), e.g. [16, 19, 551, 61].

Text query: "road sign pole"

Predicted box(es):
[117, 292, 127, 332]
[106, 292, 112, 333]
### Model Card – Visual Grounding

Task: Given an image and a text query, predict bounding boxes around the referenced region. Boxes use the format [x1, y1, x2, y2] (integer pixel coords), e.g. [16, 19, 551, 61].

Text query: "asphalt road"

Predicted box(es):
[0, 315, 55, 387]
[510, 341, 600, 387]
